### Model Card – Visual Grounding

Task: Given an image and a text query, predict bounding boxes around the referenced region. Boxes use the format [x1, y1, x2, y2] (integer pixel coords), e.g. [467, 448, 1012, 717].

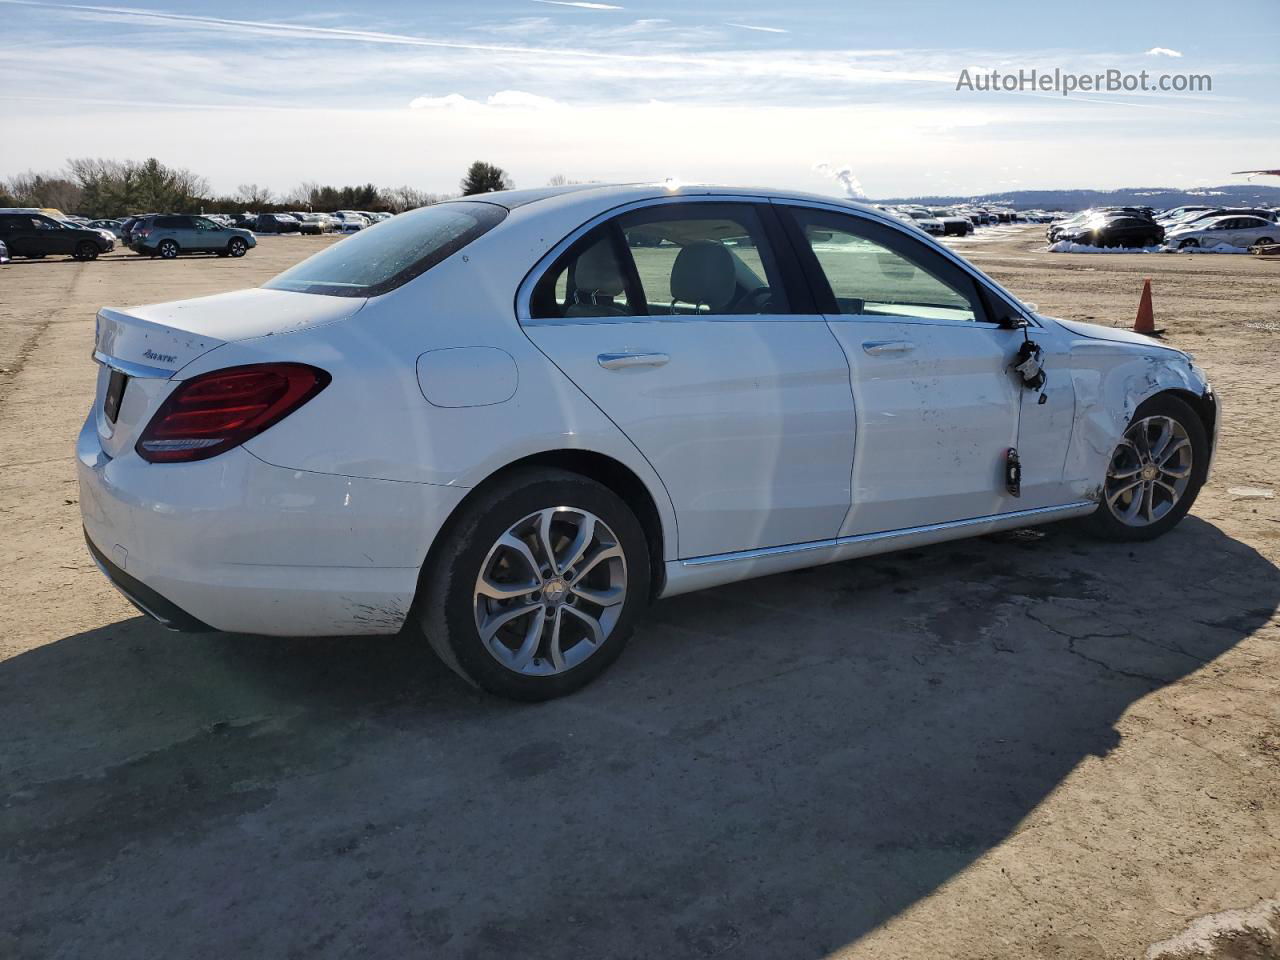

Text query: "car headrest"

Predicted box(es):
[671, 240, 736, 312]
[573, 241, 625, 297]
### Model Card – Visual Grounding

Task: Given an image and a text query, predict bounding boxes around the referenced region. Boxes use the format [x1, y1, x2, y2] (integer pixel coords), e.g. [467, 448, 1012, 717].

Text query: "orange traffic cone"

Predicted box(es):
[1133, 277, 1164, 337]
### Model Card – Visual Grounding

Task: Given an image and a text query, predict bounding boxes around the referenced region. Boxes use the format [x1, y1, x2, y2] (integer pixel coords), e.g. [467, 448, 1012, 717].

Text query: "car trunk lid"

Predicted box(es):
[92, 288, 365, 459]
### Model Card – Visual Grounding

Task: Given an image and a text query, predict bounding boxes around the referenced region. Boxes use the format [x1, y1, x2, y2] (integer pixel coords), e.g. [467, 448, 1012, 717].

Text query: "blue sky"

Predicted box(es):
[1, 0, 1276, 198]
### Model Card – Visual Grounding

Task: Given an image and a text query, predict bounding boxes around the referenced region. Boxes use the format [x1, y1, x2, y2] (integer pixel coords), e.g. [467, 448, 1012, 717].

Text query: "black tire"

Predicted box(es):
[418, 467, 651, 701]
[1078, 393, 1209, 542]
[228, 238, 248, 258]
[1179, 238, 1199, 249]
[158, 239, 179, 259]
[73, 241, 99, 261]
[1252, 237, 1274, 253]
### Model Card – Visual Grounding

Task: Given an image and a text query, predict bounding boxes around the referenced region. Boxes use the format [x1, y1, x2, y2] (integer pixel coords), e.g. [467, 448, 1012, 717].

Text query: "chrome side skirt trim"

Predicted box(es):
[660, 501, 1095, 598]
[683, 502, 1092, 566]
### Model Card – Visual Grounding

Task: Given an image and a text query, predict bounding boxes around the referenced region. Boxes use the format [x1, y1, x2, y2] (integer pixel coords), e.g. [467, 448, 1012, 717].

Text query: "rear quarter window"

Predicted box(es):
[264, 201, 506, 297]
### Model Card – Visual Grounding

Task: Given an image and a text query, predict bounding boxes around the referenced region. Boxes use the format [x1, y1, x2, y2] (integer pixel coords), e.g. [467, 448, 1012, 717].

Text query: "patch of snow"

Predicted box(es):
[1046, 240, 1163, 254]
[1045, 240, 1251, 255]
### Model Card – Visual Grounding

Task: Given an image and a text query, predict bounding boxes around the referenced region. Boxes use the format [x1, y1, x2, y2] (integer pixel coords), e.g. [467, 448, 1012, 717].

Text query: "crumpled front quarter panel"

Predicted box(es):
[1064, 339, 1206, 500]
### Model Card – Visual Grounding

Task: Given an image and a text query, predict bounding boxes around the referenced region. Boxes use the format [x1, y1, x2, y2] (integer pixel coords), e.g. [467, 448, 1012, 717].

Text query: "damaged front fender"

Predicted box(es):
[1051, 320, 1213, 502]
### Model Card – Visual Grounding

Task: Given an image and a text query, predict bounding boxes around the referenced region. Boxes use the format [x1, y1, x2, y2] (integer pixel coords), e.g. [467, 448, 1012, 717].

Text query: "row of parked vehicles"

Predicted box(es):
[876, 203, 1063, 238]
[0, 206, 395, 261]
[1046, 204, 1280, 250]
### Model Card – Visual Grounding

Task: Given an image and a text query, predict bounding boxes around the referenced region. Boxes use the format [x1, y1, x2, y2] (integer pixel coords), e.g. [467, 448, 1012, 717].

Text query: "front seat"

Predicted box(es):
[670, 240, 738, 313]
[564, 240, 630, 318]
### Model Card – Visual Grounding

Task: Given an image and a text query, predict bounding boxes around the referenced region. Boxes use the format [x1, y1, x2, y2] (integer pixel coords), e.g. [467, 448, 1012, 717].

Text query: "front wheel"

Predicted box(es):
[227, 238, 247, 257]
[1079, 394, 1208, 542]
[1251, 237, 1275, 253]
[418, 468, 650, 700]
[1179, 238, 1199, 249]
[73, 241, 99, 261]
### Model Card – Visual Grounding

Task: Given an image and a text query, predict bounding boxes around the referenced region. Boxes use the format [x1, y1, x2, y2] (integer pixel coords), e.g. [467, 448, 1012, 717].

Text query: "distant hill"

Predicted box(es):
[874, 184, 1280, 212]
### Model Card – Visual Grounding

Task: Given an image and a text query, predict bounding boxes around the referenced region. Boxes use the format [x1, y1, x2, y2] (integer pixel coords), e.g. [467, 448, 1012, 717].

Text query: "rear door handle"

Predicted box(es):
[861, 340, 915, 356]
[597, 352, 670, 370]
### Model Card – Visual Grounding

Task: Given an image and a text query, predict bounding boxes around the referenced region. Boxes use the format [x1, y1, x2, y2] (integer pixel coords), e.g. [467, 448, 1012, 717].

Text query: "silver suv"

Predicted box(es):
[131, 214, 257, 259]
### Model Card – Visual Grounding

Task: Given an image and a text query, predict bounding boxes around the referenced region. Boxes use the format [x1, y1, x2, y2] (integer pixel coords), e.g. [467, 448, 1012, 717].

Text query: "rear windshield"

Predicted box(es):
[264, 201, 506, 297]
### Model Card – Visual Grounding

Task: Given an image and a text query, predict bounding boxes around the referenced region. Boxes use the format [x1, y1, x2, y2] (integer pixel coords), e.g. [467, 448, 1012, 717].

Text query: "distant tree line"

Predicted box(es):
[0, 157, 522, 218]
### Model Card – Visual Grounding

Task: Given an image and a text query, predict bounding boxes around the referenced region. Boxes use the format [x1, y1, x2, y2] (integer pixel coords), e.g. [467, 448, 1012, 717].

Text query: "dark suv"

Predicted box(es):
[130, 214, 257, 258]
[0, 212, 114, 260]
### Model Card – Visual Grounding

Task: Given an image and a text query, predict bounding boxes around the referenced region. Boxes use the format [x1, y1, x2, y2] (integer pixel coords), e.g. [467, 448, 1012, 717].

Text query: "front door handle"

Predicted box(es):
[861, 340, 916, 356]
[597, 352, 670, 370]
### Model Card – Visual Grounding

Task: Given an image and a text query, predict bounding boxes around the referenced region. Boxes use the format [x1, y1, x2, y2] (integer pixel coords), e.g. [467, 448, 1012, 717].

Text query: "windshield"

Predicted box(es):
[263, 200, 506, 297]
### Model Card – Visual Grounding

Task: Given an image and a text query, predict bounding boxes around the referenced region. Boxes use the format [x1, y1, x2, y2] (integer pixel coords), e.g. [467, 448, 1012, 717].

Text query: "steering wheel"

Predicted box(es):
[736, 285, 773, 313]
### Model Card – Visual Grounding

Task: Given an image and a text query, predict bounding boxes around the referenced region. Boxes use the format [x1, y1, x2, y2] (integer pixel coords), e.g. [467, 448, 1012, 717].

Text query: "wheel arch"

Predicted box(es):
[1149, 387, 1217, 461]
[419, 448, 670, 602]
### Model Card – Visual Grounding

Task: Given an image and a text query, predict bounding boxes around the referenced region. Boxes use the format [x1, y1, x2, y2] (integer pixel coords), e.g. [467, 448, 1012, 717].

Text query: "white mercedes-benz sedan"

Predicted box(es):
[79, 183, 1218, 699]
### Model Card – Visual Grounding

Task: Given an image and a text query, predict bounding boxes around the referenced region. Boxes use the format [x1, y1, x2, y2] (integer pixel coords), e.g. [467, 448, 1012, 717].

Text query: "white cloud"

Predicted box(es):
[407, 93, 474, 109]
[725, 23, 789, 34]
[486, 90, 562, 109]
[531, 0, 623, 8]
[410, 90, 562, 110]
[1146, 46, 1183, 57]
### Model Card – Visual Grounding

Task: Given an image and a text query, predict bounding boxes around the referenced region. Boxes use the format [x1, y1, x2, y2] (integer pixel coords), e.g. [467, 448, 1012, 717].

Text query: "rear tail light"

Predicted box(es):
[136, 363, 330, 463]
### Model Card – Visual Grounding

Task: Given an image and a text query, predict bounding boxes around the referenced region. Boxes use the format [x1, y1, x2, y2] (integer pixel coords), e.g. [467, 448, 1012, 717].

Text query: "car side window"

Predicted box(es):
[784, 207, 988, 323]
[530, 227, 641, 320]
[617, 203, 789, 316]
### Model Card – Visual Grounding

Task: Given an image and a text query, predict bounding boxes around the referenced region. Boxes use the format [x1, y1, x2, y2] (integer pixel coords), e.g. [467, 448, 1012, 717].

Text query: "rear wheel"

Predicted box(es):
[227, 238, 248, 258]
[1179, 238, 1199, 249]
[418, 468, 650, 700]
[1079, 394, 1208, 542]
[158, 239, 179, 259]
[1251, 237, 1274, 253]
[73, 241, 99, 261]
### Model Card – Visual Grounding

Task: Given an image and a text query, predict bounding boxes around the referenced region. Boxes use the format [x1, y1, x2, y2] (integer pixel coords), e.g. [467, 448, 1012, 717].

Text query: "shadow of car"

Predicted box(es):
[2, 516, 1275, 956]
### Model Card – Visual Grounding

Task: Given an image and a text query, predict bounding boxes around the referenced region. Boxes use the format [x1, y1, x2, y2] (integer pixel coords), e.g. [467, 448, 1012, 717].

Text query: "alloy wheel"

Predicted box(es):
[1103, 415, 1193, 527]
[473, 507, 627, 676]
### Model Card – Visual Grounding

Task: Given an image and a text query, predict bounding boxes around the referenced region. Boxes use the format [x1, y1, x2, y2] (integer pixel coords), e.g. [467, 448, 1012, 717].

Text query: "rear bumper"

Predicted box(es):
[84, 531, 213, 632]
[77, 415, 468, 636]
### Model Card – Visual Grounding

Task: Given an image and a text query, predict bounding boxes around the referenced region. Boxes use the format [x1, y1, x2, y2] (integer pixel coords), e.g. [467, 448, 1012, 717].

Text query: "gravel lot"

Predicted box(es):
[2, 230, 1278, 959]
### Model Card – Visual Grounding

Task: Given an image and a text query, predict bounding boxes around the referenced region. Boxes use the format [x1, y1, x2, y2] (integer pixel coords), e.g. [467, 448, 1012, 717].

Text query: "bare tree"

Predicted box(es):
[236, 183, 274, 207]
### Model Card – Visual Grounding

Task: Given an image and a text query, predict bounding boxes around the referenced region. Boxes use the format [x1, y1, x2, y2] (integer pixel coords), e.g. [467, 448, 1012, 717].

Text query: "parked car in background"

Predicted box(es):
[1054, 214, 1165, 248]
[0, 210, 114, 260]
[887, 208, 945, 236]
[130, 214, 256, 258]
[926, 208, 975, 236]
[0, 239, 9, 264]
[1166, 215, 1277, 250]
[292, 212, 336, 235]
[1178, 207, 1278, 226]
[253, 213, 302, 234]
[331, 211, 369, 232]
[88, 219, 125, 238]
[77, 183, 1217, 700]
[120, 215, 150, 246]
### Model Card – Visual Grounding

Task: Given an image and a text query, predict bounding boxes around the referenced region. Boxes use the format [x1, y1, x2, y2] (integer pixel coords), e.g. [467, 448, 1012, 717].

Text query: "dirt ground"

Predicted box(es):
[2, 229, 1278, 960]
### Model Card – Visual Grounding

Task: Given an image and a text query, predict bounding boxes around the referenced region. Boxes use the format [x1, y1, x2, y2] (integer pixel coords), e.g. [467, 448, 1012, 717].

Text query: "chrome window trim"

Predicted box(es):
[770, 197, 1041, 328]
[516, 192, 1039, 328]
[516, 193, 795, 326]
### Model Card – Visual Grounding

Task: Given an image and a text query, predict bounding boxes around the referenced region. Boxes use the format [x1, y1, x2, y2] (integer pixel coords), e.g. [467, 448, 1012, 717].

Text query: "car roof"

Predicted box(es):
[445, 181, 889, 219]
